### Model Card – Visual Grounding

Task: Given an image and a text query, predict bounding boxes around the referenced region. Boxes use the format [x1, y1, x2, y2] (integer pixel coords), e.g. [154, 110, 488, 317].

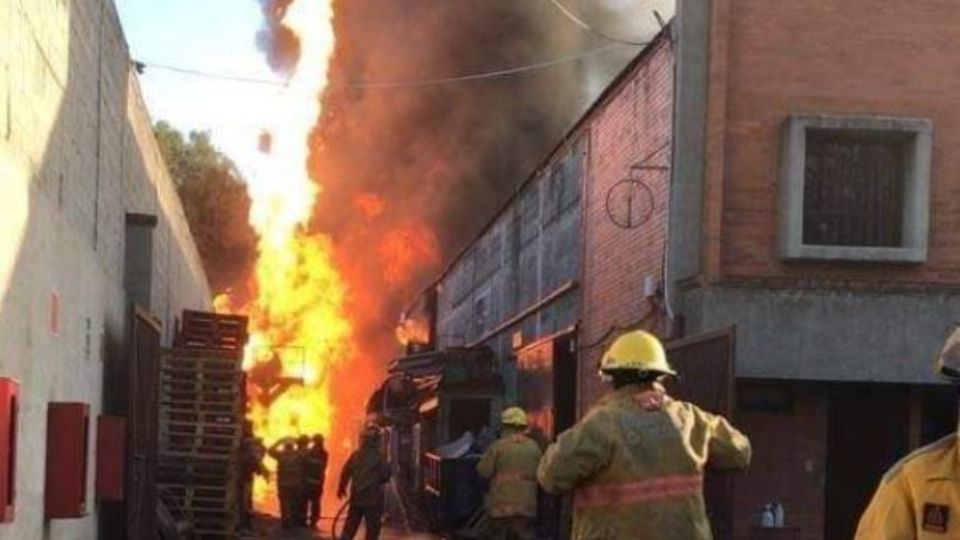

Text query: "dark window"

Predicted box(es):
[447, 399, 490, 441]
[802, 129, 908, 247]
[474, 295, 488, 336]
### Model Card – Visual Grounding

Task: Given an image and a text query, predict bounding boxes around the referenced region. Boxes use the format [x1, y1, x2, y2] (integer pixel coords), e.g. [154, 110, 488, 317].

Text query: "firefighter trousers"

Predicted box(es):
[306, 491, 322, 527]
[486, 517, 536, 540]
[340, 502, 383, 540]
[279, 486, 300, 528]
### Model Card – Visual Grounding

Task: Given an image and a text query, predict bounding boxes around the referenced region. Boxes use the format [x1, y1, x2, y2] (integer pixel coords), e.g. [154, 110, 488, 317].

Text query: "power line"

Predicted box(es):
[134, 61, 290, 87]
[341, 43, 640, 89]
[545, 0, 652, 46]
[133, 42, 641, 90]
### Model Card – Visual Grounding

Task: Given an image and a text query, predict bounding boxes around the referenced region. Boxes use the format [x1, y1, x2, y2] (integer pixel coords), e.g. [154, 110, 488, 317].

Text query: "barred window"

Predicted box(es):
[780, 115, 932, 263]
[802, 130, 907, 248]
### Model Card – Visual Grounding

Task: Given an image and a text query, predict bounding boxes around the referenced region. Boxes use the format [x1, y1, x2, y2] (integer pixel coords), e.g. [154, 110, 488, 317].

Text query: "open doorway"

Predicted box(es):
[825, 384, 909, 540]
[553, 334, 578, 435]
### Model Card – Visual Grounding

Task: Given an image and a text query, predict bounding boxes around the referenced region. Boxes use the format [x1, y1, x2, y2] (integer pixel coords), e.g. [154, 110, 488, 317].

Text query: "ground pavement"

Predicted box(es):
[242, 514, 439, 540]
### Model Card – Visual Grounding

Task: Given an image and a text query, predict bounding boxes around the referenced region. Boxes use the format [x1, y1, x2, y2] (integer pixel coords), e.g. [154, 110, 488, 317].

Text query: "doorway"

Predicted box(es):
[825, 384, 909, 540]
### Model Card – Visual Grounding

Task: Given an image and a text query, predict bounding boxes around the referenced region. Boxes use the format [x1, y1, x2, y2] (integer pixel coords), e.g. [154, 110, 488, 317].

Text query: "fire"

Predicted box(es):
[215, 0, 361, 513]
[214, 0, 446, 518]
[354, 192, 386, 220]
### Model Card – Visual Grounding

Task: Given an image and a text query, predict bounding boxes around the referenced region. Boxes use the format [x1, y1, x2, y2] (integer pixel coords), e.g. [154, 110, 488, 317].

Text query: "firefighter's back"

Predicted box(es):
[483, 433, 542, 518]
[540, 388, 750, 540]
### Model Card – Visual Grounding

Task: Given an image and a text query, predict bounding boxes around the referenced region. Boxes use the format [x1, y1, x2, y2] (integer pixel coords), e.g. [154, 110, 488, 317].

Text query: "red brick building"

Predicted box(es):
[397, 2, 960, 538]
[671, 1, 960, 539]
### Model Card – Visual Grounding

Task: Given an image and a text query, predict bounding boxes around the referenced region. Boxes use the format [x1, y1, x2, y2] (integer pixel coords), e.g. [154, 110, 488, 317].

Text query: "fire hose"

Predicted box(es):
[330, 499, 350, 539]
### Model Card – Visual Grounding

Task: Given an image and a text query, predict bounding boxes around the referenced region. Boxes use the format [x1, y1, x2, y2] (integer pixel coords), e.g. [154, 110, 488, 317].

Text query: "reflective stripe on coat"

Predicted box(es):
[477, 432, 543, 518]
[537, 385, 752, 540]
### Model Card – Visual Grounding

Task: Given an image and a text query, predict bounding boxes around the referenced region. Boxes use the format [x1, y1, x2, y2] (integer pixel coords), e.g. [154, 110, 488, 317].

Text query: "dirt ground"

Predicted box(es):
[241, 513, 439, 540]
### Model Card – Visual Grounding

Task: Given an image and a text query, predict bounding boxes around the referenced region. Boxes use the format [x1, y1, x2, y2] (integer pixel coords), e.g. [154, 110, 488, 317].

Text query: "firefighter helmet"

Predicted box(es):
[937, 326, 960, 382]
[361, 423, 382, 441]
[500, 407, 528, 427]
[599, 330, 675, 376]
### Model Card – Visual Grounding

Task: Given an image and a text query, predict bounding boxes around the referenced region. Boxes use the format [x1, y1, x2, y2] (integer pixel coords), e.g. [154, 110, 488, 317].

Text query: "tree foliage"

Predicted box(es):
[154, 121, 257, 295]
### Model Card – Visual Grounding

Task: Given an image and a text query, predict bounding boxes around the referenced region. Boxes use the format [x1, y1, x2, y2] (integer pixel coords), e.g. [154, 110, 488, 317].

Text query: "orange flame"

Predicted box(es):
[396, 316, 431, 348]
[215, 0, 362, 513]
[218, 0, 446, 518]
[355, 192, 387, 220]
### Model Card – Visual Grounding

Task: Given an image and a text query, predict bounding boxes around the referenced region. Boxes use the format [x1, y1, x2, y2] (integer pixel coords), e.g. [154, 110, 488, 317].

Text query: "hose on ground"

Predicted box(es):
[329, 499, 350, 539]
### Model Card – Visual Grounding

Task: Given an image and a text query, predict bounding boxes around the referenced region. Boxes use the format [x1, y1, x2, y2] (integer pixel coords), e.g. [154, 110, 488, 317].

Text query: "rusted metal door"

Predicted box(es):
[516, 331, 578, 540]
[128, 307, 160, 540]
[516, 338, 556, 441]
[666, 328, 736, 540]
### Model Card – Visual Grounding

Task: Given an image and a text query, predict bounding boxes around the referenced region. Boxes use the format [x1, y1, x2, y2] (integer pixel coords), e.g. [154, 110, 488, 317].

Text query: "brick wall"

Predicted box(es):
[579, 36, 674, 409]
[732, 383, 827, 540]
[0, 1, 211, 538]
[706, 0, 960, 286]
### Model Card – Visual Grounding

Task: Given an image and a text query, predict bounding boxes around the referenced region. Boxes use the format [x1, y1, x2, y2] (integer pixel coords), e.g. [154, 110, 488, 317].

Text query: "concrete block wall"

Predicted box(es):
[0, 1, 211, 539]
[579, 36, 674, 409]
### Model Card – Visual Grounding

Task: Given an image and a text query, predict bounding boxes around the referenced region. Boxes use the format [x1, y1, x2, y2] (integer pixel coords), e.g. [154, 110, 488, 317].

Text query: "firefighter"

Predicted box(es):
[239, 424, 267, 531]
[476, 406, 543, 540]
[305, 434, 329, 529]
[338, 424, 392, 540]
[855, 327, 960, 539]
[294, 435, 312, 527]
[268, 437, 304, 529]
[537, 330, 752, 540]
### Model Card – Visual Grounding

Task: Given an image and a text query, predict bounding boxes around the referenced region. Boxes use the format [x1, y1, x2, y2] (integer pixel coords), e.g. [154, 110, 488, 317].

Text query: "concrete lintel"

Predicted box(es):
[683, 285, 960, 384]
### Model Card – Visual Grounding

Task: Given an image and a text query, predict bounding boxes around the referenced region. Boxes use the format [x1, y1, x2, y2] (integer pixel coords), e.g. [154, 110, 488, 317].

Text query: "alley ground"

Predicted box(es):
[242, 514, 439, 540]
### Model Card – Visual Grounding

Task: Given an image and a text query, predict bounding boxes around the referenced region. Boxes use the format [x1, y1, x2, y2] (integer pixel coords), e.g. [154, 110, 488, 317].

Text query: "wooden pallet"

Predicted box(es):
[175, 311, 249, 352]
[161, 368, 245, 381]
[158, 483, 234, 501]
[159, 434, 241, 453]
[157, 470, 239, 488]
[161, 408, 243, 424]
[159, 330, 245, 540]
[160, 400, 241, 416]
[162, 347, 245, 363]
[161, 378, 243, 394]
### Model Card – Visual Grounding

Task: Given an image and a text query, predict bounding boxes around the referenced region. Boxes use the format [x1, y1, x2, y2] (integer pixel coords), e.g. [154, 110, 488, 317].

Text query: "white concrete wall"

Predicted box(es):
[0, 1, 211, 538]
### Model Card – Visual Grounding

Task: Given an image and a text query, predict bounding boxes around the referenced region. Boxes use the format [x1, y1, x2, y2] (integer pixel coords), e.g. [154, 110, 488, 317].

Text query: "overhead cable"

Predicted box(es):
[545, 0, 651, 46]
[133, 42, 643, 90]
[340, 43, 642, 89]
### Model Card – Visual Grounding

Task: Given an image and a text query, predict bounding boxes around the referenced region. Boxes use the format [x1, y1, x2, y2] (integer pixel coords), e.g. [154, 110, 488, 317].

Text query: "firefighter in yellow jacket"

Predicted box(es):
[855, 327, 960, 539]
[477, 406, 543, 540]
[537, 330, 752, 540]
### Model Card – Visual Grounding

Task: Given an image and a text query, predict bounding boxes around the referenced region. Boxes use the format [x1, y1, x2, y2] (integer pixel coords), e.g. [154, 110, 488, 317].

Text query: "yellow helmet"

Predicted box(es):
[600, 330, 675, 376]
[500, 407, 528, 427]
[937, 326, 960, 381]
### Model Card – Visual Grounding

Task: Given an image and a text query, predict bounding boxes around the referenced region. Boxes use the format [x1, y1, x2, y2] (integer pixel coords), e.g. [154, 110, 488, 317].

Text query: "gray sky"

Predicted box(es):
[115, 0, 675, 179]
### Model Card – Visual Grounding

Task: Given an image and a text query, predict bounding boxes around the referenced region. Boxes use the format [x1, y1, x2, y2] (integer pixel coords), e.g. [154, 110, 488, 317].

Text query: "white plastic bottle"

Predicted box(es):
[761, 504, 775, 528]
[774, 503, 785, 527]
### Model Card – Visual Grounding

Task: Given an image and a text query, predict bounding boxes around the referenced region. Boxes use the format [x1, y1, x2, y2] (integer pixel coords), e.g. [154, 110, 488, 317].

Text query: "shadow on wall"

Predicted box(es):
[0, 1, 143, 538]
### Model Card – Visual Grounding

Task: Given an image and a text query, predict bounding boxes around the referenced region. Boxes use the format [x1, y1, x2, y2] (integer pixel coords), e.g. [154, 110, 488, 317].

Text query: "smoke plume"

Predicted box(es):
[255, 0, 675, 381]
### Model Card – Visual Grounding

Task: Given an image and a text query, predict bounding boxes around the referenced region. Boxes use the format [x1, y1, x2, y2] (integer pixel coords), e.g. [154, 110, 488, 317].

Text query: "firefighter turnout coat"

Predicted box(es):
[537, 384, 752, 540]
[856, 433, 960, 539]
[338, 445, 392, 508]
[477, 431, 543, 518]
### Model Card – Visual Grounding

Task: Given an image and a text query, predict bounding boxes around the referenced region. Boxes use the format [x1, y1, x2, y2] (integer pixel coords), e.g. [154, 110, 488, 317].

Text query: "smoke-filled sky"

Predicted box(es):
[117, 0, 673, 187]
[117, 0, 674, 358]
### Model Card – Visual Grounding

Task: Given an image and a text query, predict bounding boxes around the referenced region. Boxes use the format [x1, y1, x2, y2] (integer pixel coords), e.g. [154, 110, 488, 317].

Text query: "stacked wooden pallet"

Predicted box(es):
[158, 311, 248, 540]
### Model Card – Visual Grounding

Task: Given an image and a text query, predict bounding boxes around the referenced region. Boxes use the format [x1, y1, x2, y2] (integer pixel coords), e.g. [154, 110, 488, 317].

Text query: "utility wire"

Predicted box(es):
[133, 60, 290, 87]
[545, 0, 652, 46]
[340, 43, 641, 89]
[133, 42, 642, 90]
